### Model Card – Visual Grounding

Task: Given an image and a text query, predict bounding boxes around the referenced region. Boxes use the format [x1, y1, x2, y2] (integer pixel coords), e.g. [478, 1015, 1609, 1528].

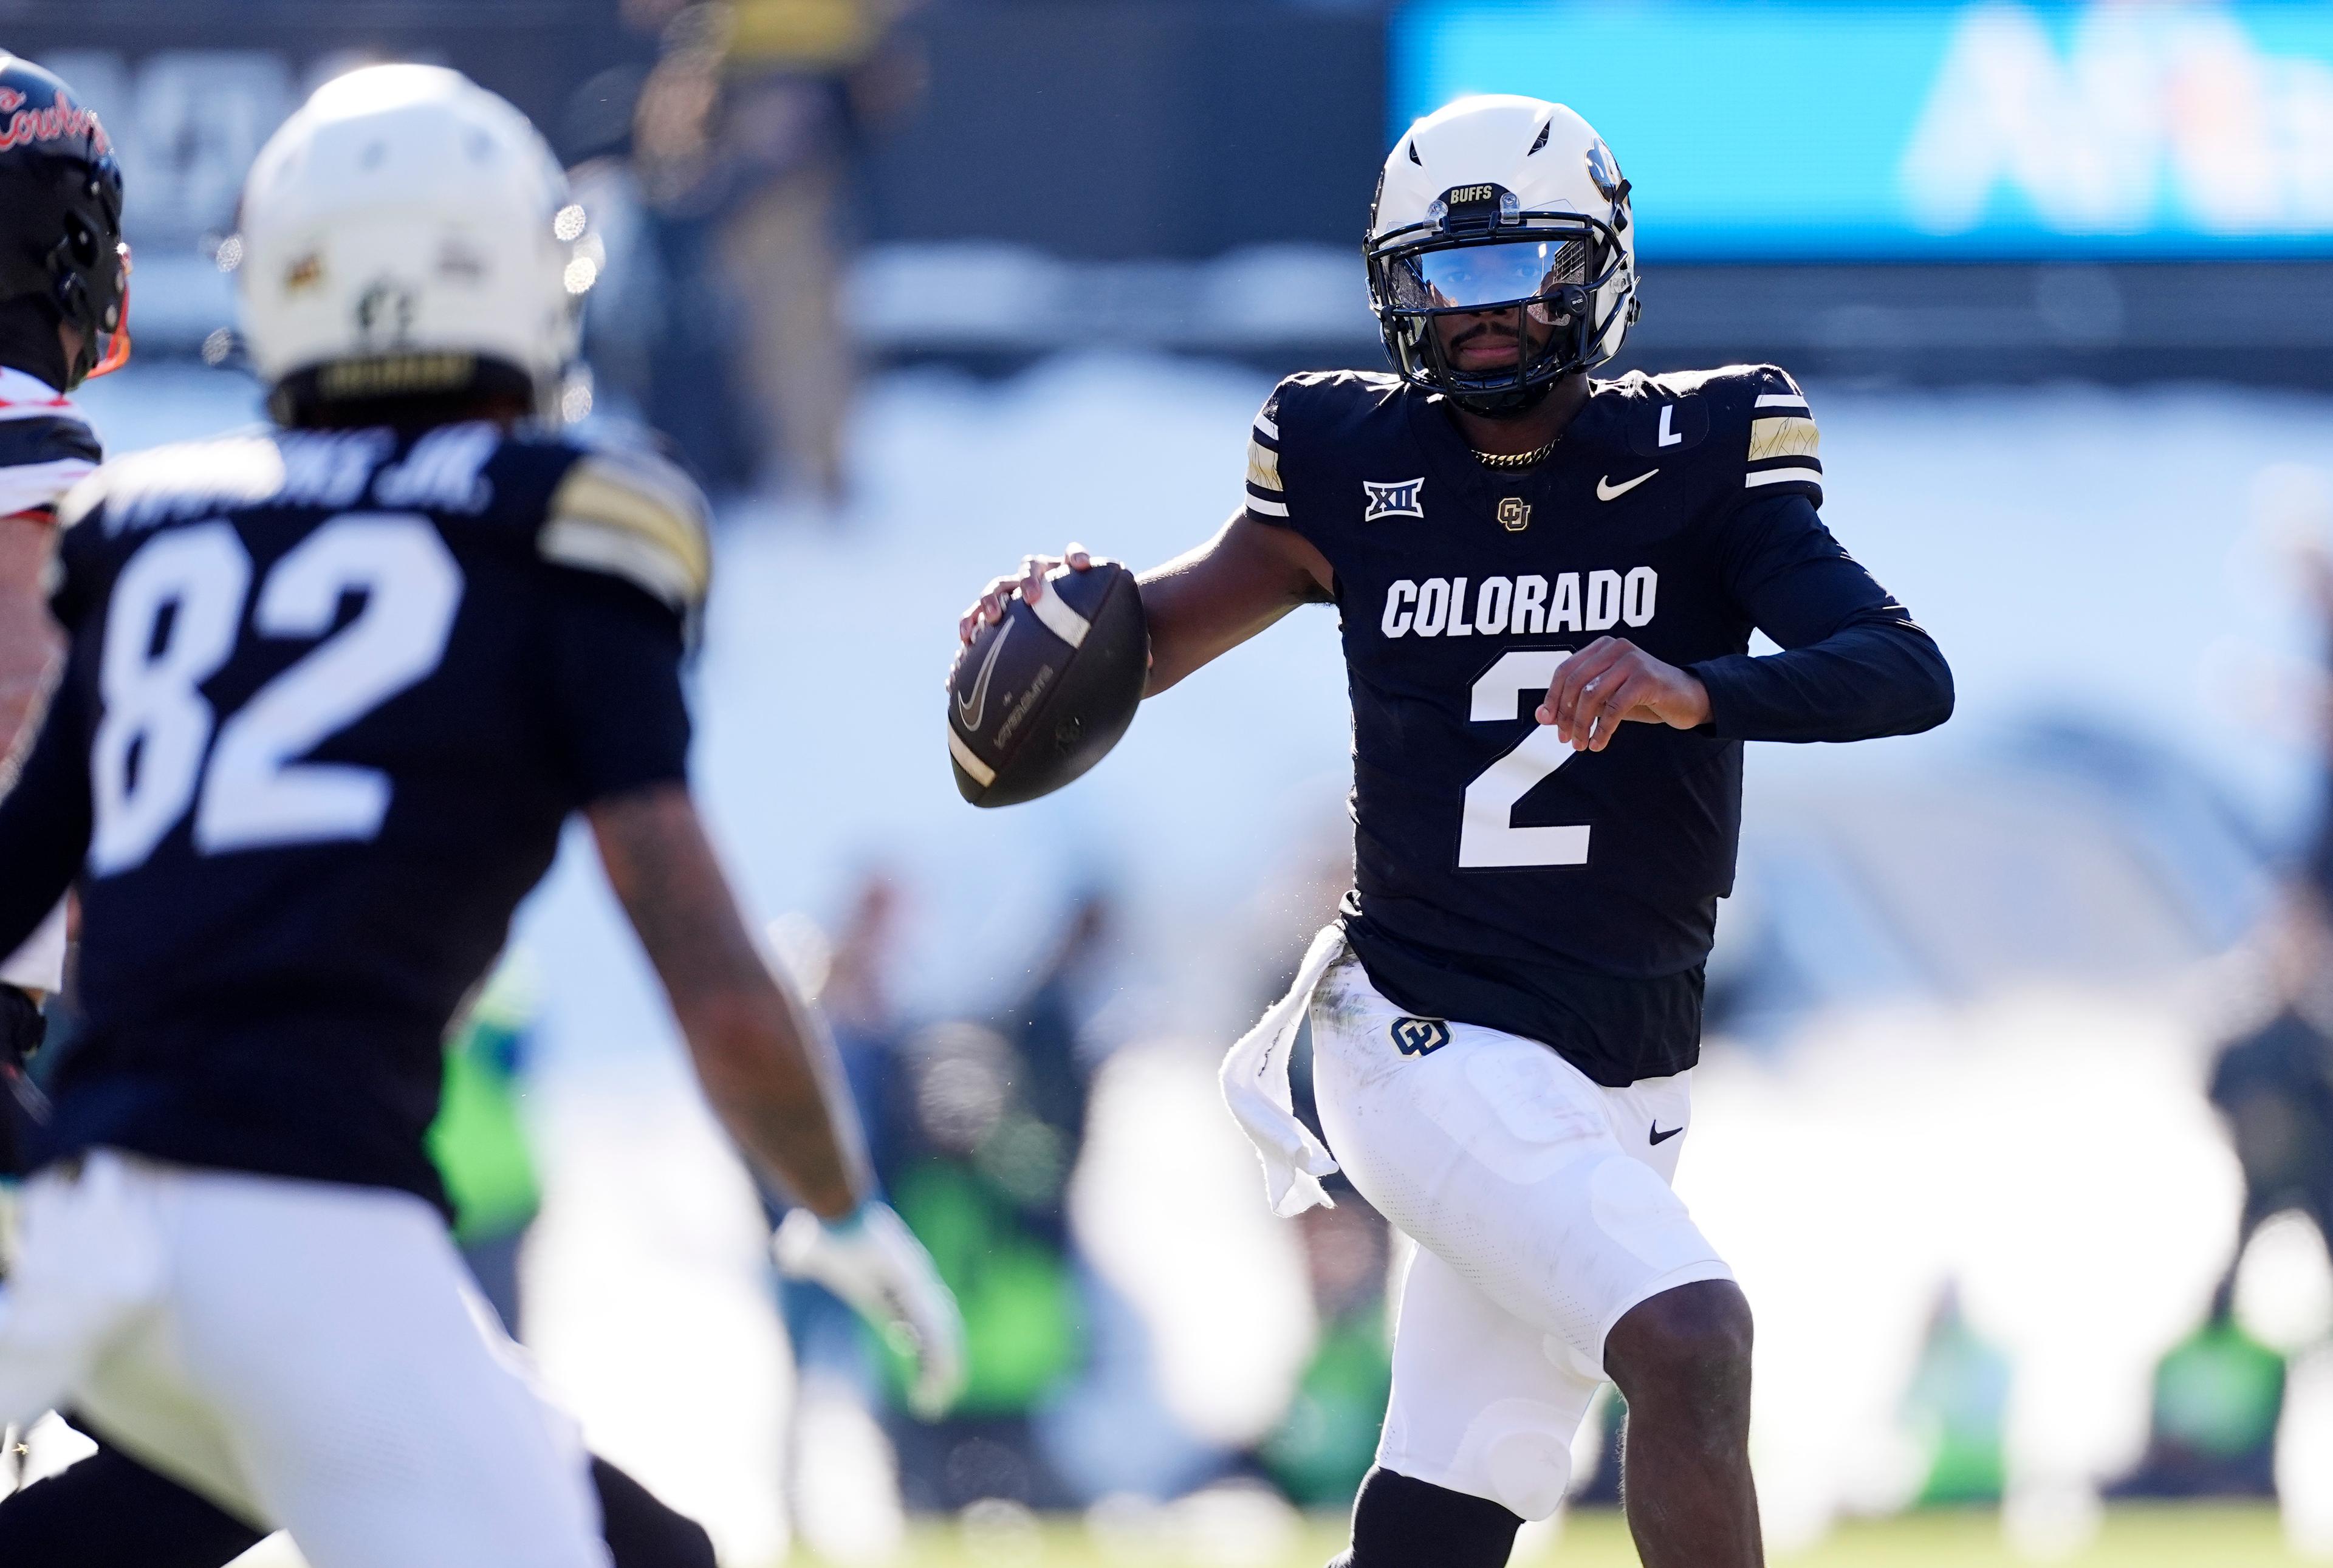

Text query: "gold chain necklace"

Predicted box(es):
[1472, 434, 1562, 471]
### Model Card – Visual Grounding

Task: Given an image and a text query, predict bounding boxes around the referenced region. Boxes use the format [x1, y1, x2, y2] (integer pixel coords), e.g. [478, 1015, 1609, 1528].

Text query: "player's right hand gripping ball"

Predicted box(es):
[946, 561, 1148, 807]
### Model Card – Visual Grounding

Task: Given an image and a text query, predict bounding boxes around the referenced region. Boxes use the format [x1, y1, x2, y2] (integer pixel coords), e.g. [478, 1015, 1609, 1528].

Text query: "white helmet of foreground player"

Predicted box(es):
[1366, 94, 1640, 417]
[235, 64, 586, 425]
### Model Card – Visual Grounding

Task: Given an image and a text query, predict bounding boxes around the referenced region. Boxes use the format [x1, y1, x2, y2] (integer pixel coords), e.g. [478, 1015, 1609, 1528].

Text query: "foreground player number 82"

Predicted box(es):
[89, 512, 464, 875]
[1459, 648, 1589, 869]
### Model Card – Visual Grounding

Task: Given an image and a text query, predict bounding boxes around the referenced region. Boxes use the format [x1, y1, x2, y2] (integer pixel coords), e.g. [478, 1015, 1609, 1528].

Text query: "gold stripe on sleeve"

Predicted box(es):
[1247, 437, 1283, 494]
[1748, 416, 1820, 463]
[544, 456, 712, 605]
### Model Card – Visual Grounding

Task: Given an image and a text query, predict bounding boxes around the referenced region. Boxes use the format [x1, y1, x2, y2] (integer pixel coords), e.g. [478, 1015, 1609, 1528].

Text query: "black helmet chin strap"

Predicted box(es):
[1449, 376, 1557, 420]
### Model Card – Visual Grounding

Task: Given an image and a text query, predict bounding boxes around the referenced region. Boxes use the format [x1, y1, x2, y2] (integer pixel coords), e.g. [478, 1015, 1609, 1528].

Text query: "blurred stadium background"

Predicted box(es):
[7, 0, 2333, 1563]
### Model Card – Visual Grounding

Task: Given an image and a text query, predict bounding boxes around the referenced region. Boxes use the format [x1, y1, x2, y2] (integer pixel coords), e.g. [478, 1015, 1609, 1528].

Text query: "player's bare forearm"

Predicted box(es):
[589, 783, 869, 1219]
[0, 516, 61, 759]
[1136, 512, 1334, 695]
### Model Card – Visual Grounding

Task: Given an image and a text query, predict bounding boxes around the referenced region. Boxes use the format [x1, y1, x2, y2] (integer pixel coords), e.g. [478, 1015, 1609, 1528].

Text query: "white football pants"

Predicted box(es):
[0, 1150, 609, 1568]
[1308, 953, 1735, 1520]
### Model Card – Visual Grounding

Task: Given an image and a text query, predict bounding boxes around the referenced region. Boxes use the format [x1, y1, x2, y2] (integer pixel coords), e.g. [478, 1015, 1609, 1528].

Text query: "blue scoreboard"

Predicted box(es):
[1393, 1, 2333, 259]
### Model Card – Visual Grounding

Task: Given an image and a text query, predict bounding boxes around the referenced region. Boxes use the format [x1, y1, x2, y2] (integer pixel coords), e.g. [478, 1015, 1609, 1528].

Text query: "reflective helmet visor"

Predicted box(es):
[1388, 236, 1591, 313]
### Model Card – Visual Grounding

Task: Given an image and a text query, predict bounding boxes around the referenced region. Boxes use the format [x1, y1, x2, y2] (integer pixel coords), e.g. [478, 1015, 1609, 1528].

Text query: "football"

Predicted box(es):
[947, 561, 1149, 807]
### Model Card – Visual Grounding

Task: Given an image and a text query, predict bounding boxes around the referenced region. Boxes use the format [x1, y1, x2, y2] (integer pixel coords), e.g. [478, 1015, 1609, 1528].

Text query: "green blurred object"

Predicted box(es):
[426, 962, 543, 1247]
[2151, 1319, 2285, 1461]
[1259, 1303, 1392, 1507]
[882, 1157, 1083, 1414]
[1902, 1290, 2011, 1506]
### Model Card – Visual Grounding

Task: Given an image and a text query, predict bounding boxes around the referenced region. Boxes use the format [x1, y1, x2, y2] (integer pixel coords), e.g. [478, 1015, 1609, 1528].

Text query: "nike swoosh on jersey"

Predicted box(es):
[1597, 470, 1658, 502]
[956, 616, 1014, 733]
[1650, 1121, 1684, 1145]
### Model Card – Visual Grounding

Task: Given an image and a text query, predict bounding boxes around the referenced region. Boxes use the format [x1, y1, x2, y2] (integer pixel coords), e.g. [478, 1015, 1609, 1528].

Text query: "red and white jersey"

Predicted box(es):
[0, 365, 100, 521]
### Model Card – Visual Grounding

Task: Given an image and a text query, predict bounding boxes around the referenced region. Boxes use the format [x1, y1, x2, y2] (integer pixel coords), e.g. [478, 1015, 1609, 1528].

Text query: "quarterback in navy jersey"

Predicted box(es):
[962, 97, 1949, 1568]
[0, 66, 960, 1568]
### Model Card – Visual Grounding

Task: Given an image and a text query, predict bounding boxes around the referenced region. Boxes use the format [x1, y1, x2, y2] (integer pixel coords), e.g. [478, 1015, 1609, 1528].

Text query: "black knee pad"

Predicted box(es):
[0, 1437, 267, 1568]
[1330, 1465, 1523, 1568]
[592, 1455, 718, 1568]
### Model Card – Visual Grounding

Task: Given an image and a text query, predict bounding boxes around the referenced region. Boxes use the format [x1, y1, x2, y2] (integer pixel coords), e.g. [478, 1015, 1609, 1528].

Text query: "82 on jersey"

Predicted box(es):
[88, 512, 462, 875]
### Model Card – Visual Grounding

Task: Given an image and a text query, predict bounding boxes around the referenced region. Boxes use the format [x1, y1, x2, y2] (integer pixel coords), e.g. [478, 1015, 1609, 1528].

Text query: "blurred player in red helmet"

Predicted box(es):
[0, 50, 126, 1095]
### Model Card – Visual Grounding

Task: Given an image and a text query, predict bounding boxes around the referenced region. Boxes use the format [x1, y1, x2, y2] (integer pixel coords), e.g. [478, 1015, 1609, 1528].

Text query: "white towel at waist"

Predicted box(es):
[1218, 924, 1346, 1218]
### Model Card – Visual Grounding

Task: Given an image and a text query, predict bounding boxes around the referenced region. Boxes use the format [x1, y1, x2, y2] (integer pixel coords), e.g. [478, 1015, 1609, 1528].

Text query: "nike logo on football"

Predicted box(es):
[1650, 1121, 1684, 1145]
[1597, 470, 1658, 501]
[955, 617, 1013, 733]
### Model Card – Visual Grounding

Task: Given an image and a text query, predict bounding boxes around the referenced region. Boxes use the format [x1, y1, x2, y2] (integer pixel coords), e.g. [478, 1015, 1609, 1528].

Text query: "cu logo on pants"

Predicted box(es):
[1391, 1017, 1451, 1056]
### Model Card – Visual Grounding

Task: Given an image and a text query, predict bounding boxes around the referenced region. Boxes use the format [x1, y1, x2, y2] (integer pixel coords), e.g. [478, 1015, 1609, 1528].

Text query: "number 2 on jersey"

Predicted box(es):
[1459, 648, 1589, 869]
[89, 513, 464, 875]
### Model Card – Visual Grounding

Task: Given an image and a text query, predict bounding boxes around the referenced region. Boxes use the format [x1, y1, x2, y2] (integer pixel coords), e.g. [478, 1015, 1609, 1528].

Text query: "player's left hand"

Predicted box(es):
[774, 1200, 967, 1418]
[1537, 637, 1711, 751]
[957, 541, 1095, 646]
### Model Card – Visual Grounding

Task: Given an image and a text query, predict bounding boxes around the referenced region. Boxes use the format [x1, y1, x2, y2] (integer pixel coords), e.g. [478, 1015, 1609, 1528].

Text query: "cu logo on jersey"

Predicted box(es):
[1391, 1016, 1451, 1056]
[1363, 476, 1427, 522]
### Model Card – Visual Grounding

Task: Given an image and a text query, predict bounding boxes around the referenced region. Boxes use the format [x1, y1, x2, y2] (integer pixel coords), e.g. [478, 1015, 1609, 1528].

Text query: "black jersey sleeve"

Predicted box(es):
[1688, 492, 1953, 743]
[543, 567, 692, 803]
[0, 661, 91, 957]
[532, 442, 709, 804]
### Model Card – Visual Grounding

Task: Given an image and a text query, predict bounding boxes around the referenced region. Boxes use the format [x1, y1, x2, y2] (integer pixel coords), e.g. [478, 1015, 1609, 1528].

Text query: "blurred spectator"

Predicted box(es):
[629, 0, 925, 505]
[1009, 889, 1115, 1152]
[1900, 1285, 2012, 1507]
[865, 892, 1131, 1511]
[2118, 1313, 2284, 1498]
[774, 874, 910, 1378]
[2210, 894, 2333, 1255]
[427, 964, 546, 1337]
[775, 875, 917, 1559]
[824, 870, 910, 1172]
[1256, 1201, 1393, 1507]
[880, 1019, 1086, 1511]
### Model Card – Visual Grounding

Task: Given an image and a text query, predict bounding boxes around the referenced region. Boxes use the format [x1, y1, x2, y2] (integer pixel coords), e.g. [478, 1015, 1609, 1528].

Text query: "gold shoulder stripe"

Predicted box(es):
[1247, 436, 1283, 493]
[1749, 415, 1820, 463]
[543, 453, 711, 608]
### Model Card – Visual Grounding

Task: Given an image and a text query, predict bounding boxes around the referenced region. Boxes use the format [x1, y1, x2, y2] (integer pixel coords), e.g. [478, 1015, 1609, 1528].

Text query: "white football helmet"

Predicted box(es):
[235, 65, 586, 423]
[1366, 95, 1639, 415]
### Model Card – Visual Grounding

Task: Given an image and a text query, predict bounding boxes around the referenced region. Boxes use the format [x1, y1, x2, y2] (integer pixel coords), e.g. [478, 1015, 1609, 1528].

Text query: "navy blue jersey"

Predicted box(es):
[0, 420, 708, 1210]
[1249, 366, 1951, 1084]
